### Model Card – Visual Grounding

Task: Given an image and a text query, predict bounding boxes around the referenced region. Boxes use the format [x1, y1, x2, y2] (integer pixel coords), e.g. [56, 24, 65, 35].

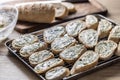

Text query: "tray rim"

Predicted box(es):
[5, 14, 120, 80]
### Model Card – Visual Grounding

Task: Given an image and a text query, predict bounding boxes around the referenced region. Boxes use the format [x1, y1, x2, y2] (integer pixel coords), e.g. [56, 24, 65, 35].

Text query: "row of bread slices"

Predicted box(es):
[16, 2, 76, 23]
[11, 34, 120, 80]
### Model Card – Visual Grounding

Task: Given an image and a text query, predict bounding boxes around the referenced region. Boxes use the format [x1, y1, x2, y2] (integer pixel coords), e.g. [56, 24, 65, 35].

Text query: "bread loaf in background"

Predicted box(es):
[16, 2, 55, 23]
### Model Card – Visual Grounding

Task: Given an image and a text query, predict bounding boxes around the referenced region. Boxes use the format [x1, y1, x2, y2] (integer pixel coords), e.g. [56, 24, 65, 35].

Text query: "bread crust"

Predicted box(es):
[20, 41, 47, 58]
[45, 66, 70, 80]
[66, 20, 86, 37]
[16, 2, 55, 23]
[115, 42, 120, 56]
[34, 58, 64, 74]
[29, 50, 54, 66]
[78, 29, 98, 48]
[85, 15, 98, 30]
[12, 34, 39, 50]
[52, 3, 69, 19]
[70, 51, 99, 75]
[43, 26, 65, 44]
[51, 36, 76, 54]
[95, 40, 117, 60]
[59, 44, 87, 64]
[108, 26, 120, 43]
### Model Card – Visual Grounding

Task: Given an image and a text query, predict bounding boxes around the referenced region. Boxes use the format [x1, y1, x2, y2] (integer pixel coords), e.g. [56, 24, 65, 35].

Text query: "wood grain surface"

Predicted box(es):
[0, 0, 120, 80]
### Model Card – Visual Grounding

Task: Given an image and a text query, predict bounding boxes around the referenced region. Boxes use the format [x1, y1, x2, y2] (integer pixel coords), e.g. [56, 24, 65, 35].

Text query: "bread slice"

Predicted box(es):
[61, 2, 76, 13]
[108, 26, 120, 43]
[52, 3, 69, 19]
[116, 42, 120, 56]
[85, 15, 98, 29]
[98, 19, 112, 38]
[95, 40, 117, 60]
[45, 66, 70, 80]
[16, 2, 55, 23]
[20, 41, 47, 58]
[51, 35, 76, 54]
[34, 58, 64, 74]
[60, 44, 87, 63]
[70, 51, 99, 75]
[43, 25, 65, 44]
[29, 50, 54, 66]
[78, 29, 99, 48]
[12, 34, 39, 50]
[66, 20, 86, 37]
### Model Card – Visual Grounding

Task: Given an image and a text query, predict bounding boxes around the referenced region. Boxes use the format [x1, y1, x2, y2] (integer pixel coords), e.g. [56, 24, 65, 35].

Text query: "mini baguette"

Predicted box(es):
[34, 58, 64, 74]
[61, 2, 76, 13]
[16, 2, 55, 23]
[43, 25, 65, 44]
[98, 19, 112, 38]
[52, 3, 69, 19]
[85, 15, 98, 30]
[108, 26, 120, 43]
[29, 50, 54, 66]
[45, 66, 70, 80]
[60, 44, 87, 63]
[12, 34, 39, 50]
[66, 20, 86, 37]
[71, 51, 99, 75]
[20, 41, 47, 58]
[115, 42, 120, 56]
[51, 35, 76, 54]
[95, 40, 117, 60]
[78, 29, 99, 48]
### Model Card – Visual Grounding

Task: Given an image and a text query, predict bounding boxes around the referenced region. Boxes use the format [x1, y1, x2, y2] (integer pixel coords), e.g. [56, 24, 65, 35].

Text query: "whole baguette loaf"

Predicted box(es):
[16, 2, 55, 23]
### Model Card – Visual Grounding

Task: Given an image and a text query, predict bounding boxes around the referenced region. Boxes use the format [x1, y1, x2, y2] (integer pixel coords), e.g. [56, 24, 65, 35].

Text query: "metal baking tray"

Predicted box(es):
[5, 14, 120, 80]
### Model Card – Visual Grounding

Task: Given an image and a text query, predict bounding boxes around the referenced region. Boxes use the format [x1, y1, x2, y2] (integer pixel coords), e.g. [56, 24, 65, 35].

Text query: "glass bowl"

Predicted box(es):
[0, 5, 18, 43]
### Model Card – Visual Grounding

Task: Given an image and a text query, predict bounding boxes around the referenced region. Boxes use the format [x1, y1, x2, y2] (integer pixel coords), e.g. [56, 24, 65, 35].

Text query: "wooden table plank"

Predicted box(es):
[0, 0, 120, 80]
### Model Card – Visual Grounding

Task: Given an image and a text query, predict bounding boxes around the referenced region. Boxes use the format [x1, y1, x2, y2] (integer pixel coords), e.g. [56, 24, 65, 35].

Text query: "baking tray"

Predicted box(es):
[5, 14, 120, 80]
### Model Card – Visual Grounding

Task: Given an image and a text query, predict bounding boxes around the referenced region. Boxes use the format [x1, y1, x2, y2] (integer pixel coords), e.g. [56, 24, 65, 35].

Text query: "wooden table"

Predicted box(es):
[0, 0, 120, 80]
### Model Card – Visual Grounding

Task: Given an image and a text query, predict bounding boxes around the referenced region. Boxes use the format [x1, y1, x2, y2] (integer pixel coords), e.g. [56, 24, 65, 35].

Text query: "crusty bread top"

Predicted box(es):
[45, 66, 69, 80]
[60, 44, 86, 61]
[34, 58, 64, 74]
[73, 51, 99, 68]
[109, 26, 120, 38]
[98, 19, 112, 32]
[66, 20, 86, 37]
[29, 50, 54, 65]
[85, 15, 98, 26]
[43, 25, 65, 44]
[95, 40, 117, 58]
[12, 34, 38, 50]
[78, 29, 98, 48]
[51, 35, 76, 53]
[20, 41, 47, 57]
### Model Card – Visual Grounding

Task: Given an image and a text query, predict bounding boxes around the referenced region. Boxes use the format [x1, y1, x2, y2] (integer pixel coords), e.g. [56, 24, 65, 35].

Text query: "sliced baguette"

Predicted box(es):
[52, 3, 69, 19]
[71, 51, 99, 75]
[20, 41, 47, 58]
[66, 20, 86, 37]
[60, 44, 87, 63]
[43, 25, 65, 44]
[108, 26, 120, 43]
[98, 19, 112, 38]
[85, 15, 98, 30]
[78, 29, 99, 48]
[61, 2, 76, 13]
[29, 50, 54, 66]
[95, 40, 117, 60]
[34, 58, 64, 74]
[45, 66, 70, 80]
[115, 42, 120, 56]
[16, 2, 55, 23]
[12, 34, 39, 50]
[51, 36, 76, 54]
